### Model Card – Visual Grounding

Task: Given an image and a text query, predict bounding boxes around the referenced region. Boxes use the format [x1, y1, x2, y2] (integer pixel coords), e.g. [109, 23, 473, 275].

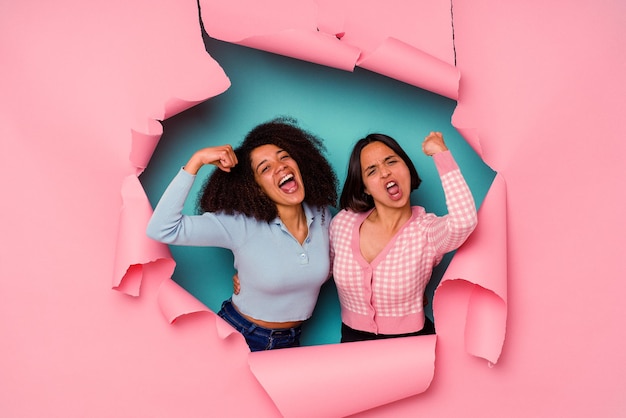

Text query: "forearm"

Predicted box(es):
[441, 169, 478, 234]
[146, 168, 195, 244]
[431, 152, 478, 251]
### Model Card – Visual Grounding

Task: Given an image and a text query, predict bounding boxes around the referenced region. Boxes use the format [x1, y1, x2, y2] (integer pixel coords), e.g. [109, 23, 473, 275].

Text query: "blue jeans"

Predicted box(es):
[217, 299, 302, 352]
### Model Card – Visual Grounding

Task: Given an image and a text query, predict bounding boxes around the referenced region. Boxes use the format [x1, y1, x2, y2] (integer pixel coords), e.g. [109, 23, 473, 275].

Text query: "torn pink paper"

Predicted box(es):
[148, 269, 436, 416]
[117, 167, 243, 342]
[320, 0, 456, 64]
[357, 37, 460, 100]
[118, 28, 231, 291]
[109, 0, 506, 414]
[157, 277, 211, 324]
[314, 0, 348, 37]
[153, 273, 435, 417]
[235, 30, 361, 71]
[451, 124, 485, 160]
[200, 0, 317, 40]
[113, 175, 176, 296]
[434, 173, 508, 364]
[4, 0, 623, 416]
[157, 276, 241, 340]
[129, 122, 163, 176]
[201, 0, 459, 97]
[249, 335, 436, 418]
[128, 80, 231, 177]
[201, 0, 360, 70]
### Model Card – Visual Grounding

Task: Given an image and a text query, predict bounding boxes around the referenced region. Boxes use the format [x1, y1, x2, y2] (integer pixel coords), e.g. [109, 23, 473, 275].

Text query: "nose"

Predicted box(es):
[275, 161, 288, 175]
[380, 166, 391, 177]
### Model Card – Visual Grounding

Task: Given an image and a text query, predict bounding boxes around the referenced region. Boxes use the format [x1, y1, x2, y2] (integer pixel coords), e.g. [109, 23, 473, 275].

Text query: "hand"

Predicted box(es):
[232, 272, 241, 295]
[421, 131, 448, 156]
[183, 145, 238, 175]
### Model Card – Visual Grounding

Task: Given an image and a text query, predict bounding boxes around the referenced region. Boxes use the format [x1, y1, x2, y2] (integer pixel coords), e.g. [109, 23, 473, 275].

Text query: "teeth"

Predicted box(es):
[386, 181, 396, 189]
[279, 174, 294, 187]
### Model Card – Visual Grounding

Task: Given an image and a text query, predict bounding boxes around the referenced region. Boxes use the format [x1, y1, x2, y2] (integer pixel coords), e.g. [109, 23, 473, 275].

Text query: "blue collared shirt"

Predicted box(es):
[146, 168, 331, 322]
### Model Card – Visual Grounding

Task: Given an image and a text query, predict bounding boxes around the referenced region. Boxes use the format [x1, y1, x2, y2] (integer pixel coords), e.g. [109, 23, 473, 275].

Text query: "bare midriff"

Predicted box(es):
[234, 303, 303, 329]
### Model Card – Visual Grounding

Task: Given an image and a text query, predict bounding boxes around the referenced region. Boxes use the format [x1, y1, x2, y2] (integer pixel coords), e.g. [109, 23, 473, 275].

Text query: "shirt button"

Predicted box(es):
[299, 253, 309, 264]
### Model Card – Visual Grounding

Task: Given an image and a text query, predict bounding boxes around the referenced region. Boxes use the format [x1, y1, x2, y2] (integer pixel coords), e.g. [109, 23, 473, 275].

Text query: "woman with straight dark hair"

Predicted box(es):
[330, 131, 477, 343]
[147, 117, 337, 351]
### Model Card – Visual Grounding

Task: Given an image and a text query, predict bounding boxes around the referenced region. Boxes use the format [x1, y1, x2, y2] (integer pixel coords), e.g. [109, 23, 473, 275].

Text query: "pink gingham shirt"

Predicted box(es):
[329, 151, 477, 335]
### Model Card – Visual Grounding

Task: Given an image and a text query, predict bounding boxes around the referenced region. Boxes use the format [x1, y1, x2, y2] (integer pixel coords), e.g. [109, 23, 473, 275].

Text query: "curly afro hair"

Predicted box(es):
[197, 117, 338, 222]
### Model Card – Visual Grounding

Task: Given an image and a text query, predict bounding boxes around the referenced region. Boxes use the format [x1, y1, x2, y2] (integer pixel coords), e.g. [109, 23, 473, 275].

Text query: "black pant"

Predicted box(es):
[340, 317, 436, 343]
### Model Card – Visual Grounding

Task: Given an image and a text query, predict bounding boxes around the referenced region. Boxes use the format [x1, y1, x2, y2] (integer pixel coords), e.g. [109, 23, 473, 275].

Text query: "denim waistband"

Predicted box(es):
[220, 299, 302, 338]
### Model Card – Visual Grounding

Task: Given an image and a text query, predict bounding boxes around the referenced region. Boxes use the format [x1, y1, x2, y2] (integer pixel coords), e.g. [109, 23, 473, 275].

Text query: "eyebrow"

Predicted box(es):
[364, 154, 396, 172]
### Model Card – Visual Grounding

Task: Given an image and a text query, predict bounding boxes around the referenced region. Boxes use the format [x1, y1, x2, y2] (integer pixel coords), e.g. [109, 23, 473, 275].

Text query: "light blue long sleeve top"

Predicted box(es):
[146, 168, 331, 322]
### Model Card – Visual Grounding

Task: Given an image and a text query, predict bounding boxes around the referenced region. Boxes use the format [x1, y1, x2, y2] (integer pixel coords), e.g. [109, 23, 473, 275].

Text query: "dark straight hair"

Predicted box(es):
[339, 133, 421, 212]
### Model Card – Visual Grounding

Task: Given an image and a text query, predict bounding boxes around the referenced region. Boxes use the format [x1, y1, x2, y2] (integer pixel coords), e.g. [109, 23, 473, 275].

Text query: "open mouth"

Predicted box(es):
[386, 181, 400, 196]
[279, 173, 297, 192]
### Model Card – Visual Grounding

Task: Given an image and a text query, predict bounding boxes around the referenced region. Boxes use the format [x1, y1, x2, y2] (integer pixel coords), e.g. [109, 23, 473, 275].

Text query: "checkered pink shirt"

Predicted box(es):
[329, 151, 477, 334]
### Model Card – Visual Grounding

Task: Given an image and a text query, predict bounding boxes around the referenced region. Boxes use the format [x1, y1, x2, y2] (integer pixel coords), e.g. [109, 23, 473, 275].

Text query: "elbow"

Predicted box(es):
[146, 218, 172, 244]
[455, 211, 478, 238]
[145, 221, 162, 243]
[464, 212, 478, 237]
[469, 211, 478, 232]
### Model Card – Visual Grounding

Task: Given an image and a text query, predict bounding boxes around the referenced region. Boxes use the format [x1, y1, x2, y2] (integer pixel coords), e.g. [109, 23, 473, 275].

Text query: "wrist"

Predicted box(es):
[431, 147, 448, 156]
[183, 155, 203, 175]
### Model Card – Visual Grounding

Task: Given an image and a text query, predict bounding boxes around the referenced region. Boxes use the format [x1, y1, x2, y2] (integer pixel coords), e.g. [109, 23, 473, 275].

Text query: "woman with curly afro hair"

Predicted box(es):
[147, 117, 337, 351]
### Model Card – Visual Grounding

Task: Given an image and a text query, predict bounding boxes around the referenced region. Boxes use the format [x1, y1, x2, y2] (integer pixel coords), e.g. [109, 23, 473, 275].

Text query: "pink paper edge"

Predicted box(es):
[435, 171, 508, 363]
[248, 335, 437, 417]
[357, 37, 460, 100]
[110, 5, 509, 415]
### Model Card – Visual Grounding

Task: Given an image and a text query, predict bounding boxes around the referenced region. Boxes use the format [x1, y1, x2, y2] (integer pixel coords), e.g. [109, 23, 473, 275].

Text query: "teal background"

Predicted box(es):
[140, 37, 496, 346]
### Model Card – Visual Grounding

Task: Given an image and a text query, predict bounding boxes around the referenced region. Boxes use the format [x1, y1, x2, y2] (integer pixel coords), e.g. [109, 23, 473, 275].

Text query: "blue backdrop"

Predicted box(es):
[140, 37, 496, 346]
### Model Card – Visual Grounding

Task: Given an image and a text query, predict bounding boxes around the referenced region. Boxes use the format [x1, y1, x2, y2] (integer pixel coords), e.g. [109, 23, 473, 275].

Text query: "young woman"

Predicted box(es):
[330, 132, 477, 342]
[147, 118, 337, 351]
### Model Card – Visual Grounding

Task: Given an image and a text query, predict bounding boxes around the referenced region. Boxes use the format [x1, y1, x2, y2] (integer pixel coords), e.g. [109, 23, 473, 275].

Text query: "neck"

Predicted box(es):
[277, 203, 305, 223]
[277, 204, 308, 244]
[369, 204, 412, 232]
